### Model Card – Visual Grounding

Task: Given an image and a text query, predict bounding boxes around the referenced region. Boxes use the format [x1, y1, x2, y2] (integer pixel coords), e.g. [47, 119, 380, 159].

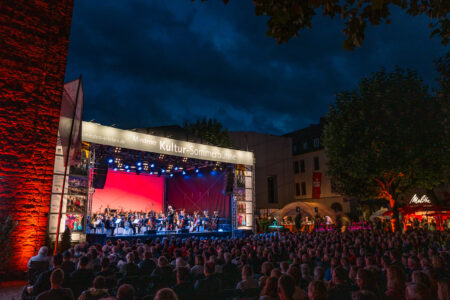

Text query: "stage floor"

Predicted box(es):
[86, 230, 232, 244]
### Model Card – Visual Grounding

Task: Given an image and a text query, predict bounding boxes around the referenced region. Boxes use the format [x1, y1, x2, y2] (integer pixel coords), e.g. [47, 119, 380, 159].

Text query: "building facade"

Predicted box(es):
[228, 132, 294, 216]
[285, 119, 350, 215]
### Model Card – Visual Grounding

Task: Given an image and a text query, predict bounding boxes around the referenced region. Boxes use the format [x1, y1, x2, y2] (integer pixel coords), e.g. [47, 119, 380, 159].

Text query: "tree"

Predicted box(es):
[183, 118, 234, 148]
[201, 0, 449, 50]
[0, 215, 18, 274]
[58, 226, 72, 253]
[323, 66, 447, 231]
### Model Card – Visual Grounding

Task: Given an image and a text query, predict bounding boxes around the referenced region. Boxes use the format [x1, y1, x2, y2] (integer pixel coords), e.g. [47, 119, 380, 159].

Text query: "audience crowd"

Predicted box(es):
[23, 229, 449, 300]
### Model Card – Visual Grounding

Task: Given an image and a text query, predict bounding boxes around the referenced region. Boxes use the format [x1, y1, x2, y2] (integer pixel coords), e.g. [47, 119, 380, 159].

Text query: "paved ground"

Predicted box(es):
[0, 281, 26, 300]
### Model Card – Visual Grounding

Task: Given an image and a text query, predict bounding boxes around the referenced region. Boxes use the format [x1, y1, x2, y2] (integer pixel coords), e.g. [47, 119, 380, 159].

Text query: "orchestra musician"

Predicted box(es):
[87, 207, 225, 235]
[212, 211, 220, 231]
[167, 205, 175, 230]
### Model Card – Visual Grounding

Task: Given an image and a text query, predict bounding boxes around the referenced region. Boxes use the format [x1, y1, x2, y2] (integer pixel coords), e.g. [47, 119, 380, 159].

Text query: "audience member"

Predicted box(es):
[35, 268, 74, 300]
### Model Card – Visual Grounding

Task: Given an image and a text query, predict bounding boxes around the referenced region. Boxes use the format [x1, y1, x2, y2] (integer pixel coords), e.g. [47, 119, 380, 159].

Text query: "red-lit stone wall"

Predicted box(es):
[0, 0, 74, 270]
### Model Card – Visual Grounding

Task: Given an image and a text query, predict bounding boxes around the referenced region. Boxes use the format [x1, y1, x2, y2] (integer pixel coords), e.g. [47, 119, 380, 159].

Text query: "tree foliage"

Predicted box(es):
[183, 117, 234, 148]
[200, 0, 449, 50]
[323, 66, 447, 223]
[0, 215, 18, 272]
[58, 226, 72, 254]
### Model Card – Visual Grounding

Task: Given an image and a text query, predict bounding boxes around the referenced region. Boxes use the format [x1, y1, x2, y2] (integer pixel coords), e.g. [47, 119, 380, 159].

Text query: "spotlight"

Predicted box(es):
[170, 174, 174, 178]
[113, 168, 118, 171]
[124, 165, 129, 169]
[150, 163, 155, 168]
[195, 168, 199, 173]
[107, 158, 114, 164]
[174, 166, 179, 171]
[138, 167, 142, 171]
[137, 161, 142, 166]
[127, 169, 130, 172]
[161, 169, 166, 173]
[182, 170, 186, 175]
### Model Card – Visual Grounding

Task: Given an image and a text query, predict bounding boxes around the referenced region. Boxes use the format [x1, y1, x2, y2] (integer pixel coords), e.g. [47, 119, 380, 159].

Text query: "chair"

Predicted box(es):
[28, 260, 50, 284]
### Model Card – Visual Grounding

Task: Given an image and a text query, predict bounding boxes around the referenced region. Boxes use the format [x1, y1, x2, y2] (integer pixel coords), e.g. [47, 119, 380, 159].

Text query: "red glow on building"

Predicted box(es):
[0, 0, 74, 270]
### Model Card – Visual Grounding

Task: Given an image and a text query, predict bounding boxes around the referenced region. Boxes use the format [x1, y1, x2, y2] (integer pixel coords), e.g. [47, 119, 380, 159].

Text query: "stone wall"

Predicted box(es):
[0, 0, 74, 270]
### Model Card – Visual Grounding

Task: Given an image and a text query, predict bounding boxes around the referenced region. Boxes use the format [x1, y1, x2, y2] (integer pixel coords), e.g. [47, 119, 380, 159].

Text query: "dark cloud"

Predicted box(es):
[65, 0, 446, 135]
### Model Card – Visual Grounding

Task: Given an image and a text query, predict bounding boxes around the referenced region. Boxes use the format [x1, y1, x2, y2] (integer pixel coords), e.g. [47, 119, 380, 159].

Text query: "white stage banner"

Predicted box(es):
[82, 122, 254, 165]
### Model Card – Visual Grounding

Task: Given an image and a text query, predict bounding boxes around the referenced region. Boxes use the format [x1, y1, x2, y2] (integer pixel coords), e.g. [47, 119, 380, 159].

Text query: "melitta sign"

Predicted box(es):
[409, 194, 431, 204]
[81, 121, 254, 165]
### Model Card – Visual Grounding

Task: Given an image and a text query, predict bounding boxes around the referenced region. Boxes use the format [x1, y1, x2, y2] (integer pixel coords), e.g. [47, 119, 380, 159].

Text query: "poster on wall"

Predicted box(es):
[48, 213, 66, 233]
[67, 195, 87, 214]
[245, 189, 252, 201]
[50, 194, 67, 213]
[54, 155, 65, 174]
[245, 176, 252, 188]
[68, 176, 88, 195]
[52, 175, 68, 194]
[65, 214, 84, 232]
[236, 169, 245, 188]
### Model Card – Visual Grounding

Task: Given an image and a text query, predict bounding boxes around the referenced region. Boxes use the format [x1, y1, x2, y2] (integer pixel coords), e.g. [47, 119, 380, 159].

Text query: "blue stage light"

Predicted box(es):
[113, 168, 118, 171]
[127, 169, 130, 172]
[195, 168, 199, 173]
[124, 165, 129, 169]
[161, 169, 166, 173]
[174, 166, 178, 171]
[107, 158, 114, 164]
[137, 161, 142, 166]
[182, 170, 186, 175]
[150, 163, 155, 168]
[138, 167, 142, 171]
[170, 174, 174, 178]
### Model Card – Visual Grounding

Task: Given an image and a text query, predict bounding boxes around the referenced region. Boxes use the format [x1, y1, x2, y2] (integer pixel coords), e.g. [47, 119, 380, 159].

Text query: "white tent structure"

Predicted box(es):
[369, 207, 390, 221]
[271, 201, 337, 221]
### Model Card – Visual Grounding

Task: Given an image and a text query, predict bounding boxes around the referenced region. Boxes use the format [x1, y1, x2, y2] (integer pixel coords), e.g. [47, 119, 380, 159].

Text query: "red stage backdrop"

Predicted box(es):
[167, 172, 229, 218]
[0, 0, 74, 270]
[92, 172, 164, 214]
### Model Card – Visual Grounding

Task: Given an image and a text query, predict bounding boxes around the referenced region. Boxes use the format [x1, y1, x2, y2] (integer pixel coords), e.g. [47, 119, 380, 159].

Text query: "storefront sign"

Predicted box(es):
[410, 194, 431, 204]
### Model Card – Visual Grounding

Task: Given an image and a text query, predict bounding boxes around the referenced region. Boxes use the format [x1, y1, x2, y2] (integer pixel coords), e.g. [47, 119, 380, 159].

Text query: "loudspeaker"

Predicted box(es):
[93, 157, 108, 189]
[144, 230, 157, 235]
[225, 169, 235, 195]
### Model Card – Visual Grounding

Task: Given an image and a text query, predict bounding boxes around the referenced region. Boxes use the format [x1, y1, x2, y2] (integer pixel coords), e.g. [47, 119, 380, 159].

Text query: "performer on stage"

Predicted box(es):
[167, 205, 175, 230]
[212, 211, 220, 231]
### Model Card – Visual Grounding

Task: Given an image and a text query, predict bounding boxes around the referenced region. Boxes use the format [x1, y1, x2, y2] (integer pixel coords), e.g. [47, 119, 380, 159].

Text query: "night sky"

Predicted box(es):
[64, 0, 446, 135]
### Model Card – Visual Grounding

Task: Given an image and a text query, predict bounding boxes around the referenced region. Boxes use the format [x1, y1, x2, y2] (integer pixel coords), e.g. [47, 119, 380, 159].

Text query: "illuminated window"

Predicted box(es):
[314, 138, 320, 148]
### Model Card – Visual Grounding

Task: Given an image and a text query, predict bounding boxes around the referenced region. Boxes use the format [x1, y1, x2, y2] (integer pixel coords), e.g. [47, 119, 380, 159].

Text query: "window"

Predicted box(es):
[267, 176, 278, 203]
[301, 182, 306, 195]
[331, 181, 337, 193]
[300, 160, 305, 173]
[303, 142, 308, 150]
[293, 145, 297, 153]
[294, 161, 299, 174]
[295, 183, 300, 196]
[314, 138, 320, 148]
[314, 157, 320, 170]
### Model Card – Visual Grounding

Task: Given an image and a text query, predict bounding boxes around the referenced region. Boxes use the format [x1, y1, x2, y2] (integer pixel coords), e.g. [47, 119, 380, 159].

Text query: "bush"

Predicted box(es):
[0, 215, 18, 272]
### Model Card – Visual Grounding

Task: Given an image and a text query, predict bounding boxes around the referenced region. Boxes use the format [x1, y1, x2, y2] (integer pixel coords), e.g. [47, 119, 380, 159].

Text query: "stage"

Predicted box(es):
[86, 230, 232, 244]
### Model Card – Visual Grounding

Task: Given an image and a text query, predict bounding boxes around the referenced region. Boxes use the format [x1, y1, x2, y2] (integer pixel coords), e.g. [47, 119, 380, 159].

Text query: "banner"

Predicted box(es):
[312, 172, 322, 199]
[59, 78, 84, 167]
